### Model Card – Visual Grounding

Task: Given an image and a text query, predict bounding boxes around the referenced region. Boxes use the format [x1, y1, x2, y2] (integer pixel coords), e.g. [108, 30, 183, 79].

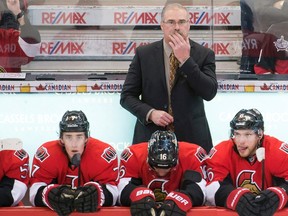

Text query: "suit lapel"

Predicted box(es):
[151, 39, 193, 91]
[153, 40, 167, 92]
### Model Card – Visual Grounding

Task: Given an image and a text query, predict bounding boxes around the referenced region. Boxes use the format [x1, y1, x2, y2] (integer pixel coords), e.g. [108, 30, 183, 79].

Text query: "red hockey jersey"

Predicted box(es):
[29, 137, 118, 206]
[118, 142, 207, 205]
[0, 149, 29, 206]
[0, 28, 40, 72]
[206, 135, 288, 206]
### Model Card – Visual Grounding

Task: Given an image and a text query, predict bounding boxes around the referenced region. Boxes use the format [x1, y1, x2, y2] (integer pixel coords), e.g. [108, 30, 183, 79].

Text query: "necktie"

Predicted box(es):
[167, 52, 179, 131]
[169, 52, 179, 91]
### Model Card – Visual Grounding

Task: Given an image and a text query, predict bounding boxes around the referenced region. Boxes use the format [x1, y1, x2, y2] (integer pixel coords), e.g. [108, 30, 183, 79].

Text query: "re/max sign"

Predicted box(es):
[42, 12, 87, 24]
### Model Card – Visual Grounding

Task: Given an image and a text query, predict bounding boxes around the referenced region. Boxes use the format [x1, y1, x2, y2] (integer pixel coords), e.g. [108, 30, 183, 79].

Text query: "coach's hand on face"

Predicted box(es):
[168, 32, 190, 64]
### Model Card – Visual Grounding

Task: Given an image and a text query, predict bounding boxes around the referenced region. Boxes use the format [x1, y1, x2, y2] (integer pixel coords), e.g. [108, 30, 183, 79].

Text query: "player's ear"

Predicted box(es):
[59, 138, 64, 146]
[257, 129, 264, 139]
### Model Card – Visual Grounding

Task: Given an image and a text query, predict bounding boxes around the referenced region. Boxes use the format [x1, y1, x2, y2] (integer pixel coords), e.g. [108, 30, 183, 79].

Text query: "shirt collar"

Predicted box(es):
[163, 40, 173, 57]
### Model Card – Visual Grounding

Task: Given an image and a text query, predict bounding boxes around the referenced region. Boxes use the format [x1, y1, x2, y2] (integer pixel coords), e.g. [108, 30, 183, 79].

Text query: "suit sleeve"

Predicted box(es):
[120, 47, 154, 125]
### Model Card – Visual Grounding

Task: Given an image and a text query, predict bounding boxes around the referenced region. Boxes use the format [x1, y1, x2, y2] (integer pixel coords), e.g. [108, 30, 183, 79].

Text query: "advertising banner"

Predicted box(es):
[28, 6, 240, 26]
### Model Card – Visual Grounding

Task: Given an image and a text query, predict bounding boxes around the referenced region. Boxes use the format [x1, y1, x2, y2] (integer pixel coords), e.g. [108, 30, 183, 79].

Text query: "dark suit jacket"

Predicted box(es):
[120, 39, 217, 152]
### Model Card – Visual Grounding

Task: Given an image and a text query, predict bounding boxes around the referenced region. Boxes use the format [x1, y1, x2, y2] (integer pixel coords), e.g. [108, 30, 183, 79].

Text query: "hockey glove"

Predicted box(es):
[226, 188, 259, 216]
[159, 191, 192, 216]
[254, 187, 288, 216]
[42, 184, 75, 216]
[130, 187, 157, 216]
[74, 181, 103, 213]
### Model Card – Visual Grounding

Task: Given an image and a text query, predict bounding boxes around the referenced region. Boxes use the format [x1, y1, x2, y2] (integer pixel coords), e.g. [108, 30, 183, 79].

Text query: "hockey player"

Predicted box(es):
[206, 108, 288, 216]
[29, 110, 118, 216]
[0, 140, 29, 206]
[0, 0, 41, 72]
[118, 130, 207, 216]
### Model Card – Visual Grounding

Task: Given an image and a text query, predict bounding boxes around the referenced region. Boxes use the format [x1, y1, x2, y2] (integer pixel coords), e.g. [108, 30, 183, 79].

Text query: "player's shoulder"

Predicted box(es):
[263, 135, 283, 146]
[213, 139, 233, 151]
[13, 149, 29, 162]
[84, 137, 118, 162]
[136, 40, 162, 52]
[0, 149, 29, 163]
[178, 141, 207, 154]
[206, 140, 235, 160]
[179, 141, 201, 148]
[190, 39, 213, 54]
[264, 135, 287, 154]
[36, 140, 62, 152]
[39, 139, 60, 147]
[127, 142, 148, 155]
[178, 142, 207, 161]
[86, 137, 116, 151]
[127, 142, 147, 150]
[120, 143, 148, 162]
[33, 140, 63, 162]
